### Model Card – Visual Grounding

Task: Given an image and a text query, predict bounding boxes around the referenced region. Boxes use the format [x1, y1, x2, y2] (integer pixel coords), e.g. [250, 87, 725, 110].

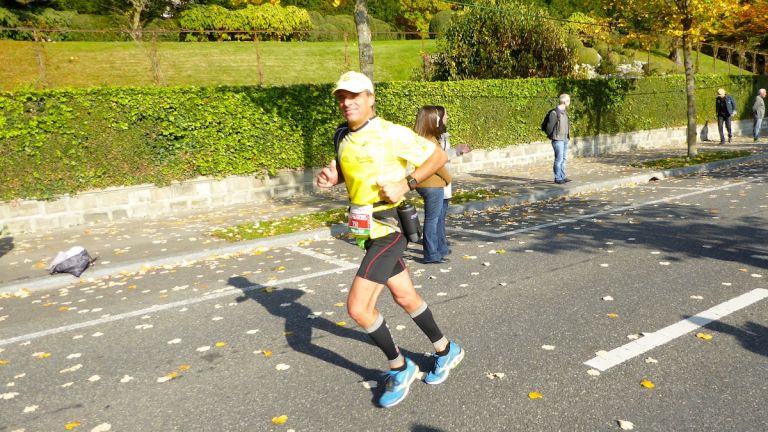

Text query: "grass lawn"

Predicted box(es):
[633, 49, 751, 75]
[1, 39, 752, 91]
[0, 39, 437, 90]
[210, 188, 509, 242]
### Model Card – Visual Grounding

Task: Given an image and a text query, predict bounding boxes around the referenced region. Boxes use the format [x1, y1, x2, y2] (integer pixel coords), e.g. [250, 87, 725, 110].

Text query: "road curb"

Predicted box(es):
[3, 152, 765, 295]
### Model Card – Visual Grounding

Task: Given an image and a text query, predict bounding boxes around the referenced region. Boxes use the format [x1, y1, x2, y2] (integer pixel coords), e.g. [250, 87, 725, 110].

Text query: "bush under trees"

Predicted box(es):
[179, 3, 312, 41]
[428, 0, 576, 80]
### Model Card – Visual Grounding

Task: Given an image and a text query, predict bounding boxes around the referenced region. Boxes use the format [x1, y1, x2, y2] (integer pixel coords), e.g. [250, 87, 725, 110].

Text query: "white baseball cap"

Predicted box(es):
[332, 71, 374, 95]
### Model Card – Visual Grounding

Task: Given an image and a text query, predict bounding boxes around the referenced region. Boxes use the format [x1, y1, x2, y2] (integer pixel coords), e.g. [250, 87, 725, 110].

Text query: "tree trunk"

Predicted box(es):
[354, 0, 374, 80]
[129, 0, 146, 42]
[669, 38, 683, 65]
[682, 32, 697, 158]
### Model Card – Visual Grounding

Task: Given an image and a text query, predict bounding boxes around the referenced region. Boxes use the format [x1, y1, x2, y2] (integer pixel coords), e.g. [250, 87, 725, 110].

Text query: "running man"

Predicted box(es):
[315, 71, 464, 408]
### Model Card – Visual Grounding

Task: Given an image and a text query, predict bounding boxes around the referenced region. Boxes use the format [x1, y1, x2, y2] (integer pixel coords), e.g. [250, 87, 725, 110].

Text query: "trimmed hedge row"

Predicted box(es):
[1, 74, 766, 201]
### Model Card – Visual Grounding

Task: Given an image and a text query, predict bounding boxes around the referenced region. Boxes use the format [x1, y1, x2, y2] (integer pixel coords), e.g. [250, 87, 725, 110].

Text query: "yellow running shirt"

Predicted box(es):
[338, 117, 436, 239]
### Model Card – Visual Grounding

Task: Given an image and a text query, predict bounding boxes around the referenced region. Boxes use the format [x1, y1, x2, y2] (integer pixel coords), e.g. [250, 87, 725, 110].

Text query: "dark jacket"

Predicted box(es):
[715, 95, 736, 118]
[544, 107, 569, 140]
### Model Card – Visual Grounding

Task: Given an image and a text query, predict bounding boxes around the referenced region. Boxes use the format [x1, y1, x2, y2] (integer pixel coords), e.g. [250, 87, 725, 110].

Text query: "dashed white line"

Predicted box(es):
[0, 259, 358, 347]
[584, 288, 768, 372]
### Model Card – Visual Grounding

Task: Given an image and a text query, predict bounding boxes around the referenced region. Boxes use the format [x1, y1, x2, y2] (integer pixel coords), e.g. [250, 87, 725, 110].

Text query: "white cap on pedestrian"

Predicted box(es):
[717, 88, 726, 96]
[332, 71, 374, 95]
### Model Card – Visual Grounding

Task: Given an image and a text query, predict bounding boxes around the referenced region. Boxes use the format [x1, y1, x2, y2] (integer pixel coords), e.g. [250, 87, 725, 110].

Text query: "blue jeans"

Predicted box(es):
[755, 116, 763, 140]
[552, 139, 568, 181]
[416, 187, 448, 262]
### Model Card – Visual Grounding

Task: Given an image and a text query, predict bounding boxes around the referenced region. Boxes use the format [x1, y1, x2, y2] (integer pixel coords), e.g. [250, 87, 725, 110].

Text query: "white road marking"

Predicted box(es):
[0, 263, 358, 347]
[448, 178, 761, 238]
[286, 245, 356, 268]
[584, 288, 768, 372]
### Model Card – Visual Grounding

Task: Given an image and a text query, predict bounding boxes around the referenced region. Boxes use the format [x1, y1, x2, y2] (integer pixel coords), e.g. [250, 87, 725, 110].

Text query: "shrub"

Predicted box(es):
[598, 51, 621, 74]
[430, 1, 576, 80]
[0, 7, 21, 39]
[3, 75, 766, 201]
[566, 34, 583, 51]
[145, 18, 181, 42]
[576, 46, 600, 66]
[594, 41, 610, 58]
[429, 10, 452, 37]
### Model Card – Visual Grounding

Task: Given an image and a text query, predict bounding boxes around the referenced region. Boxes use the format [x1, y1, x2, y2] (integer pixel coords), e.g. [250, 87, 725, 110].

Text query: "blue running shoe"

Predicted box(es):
[424, 341, 464, 385]
[378, 357, 419, 408]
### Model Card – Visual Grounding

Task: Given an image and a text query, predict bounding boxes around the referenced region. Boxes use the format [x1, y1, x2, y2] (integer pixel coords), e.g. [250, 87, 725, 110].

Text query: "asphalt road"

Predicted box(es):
[1, 161, 767, 432]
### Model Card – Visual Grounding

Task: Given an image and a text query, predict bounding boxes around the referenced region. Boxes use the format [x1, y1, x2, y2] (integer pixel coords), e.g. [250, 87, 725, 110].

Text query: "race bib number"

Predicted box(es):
[348, 204, 373, 237]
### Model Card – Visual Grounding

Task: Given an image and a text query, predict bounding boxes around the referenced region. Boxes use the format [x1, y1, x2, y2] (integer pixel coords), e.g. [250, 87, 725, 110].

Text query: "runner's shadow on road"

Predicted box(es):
[228, 276, 381, 393]
[703, 319, 768, 358]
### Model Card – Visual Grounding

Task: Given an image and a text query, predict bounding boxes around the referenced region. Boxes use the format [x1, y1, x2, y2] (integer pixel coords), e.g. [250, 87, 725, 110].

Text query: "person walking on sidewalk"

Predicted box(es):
[543, 94, 572, 184]
[752, 88, 766, 142]
[715, 88, 736, 144]
[413, 106, 452, 264]
[315, 71, 465, 408]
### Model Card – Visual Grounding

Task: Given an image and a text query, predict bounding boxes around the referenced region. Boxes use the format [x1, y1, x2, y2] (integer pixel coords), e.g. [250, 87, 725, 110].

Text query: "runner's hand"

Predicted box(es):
[377, 179, 409, 203]
[316, 160, 339, 188]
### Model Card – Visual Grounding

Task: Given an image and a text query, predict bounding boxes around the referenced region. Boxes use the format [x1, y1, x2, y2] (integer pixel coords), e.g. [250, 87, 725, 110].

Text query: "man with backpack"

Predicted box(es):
[542, 94, 572, 184]
[715, 88, 736, 144]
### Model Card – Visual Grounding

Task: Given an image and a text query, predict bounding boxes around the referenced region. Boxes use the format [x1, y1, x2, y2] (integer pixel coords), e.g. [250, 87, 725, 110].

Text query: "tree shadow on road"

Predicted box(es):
[227, 276, 381, 397]
[448, 164, 768, 271]
[0, 236, 13, 259]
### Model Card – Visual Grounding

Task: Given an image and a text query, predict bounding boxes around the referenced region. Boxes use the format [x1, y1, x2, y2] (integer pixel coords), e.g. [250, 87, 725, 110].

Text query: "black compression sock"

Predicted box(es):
[436, 343, 450, 357]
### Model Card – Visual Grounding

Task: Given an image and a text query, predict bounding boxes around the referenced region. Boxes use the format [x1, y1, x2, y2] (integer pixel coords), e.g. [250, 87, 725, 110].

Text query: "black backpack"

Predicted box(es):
[540, 108, 557, 135]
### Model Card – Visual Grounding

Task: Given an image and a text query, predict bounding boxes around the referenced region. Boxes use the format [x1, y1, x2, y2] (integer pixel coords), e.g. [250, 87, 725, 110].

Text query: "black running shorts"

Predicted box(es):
[356, 232, 407, 284]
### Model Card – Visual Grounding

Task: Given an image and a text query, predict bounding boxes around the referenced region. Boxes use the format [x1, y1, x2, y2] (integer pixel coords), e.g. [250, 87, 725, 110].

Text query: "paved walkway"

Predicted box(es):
[2, 139, 767, 293]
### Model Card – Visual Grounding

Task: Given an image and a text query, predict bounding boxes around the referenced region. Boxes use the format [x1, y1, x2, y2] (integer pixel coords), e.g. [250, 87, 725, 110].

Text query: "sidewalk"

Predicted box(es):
[2, 139, 767, 294]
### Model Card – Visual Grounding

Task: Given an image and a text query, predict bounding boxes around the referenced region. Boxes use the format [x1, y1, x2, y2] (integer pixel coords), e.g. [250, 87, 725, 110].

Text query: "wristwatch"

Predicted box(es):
[406, 175, 417, 190]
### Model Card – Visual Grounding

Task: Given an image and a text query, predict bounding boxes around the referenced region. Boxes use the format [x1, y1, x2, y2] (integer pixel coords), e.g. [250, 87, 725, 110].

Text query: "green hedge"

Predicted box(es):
[1, 75, 766, 201]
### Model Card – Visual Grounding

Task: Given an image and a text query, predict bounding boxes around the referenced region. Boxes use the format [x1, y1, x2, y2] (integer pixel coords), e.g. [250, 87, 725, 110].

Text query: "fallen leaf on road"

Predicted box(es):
[215, 341, 226, 347]
[696, 332, 713, 341]
[120, 375, 133, 383]
[640, 379, 655, 389]
[541, 345, 555, 351]
[271, 415, 288, 425]
[336, 321, 347, 327]
[602, 296, 614, 301]
[607, 313, 619, 319]
[485, 372, 505, 379]
[528, 391, 543, 399]
[645, 357, 658, 364]
[64, 421, 81, 430]
[1, 392, 20, 400]
[91, 423, 112, 432]
[587, 369, 600, 376]
[690, 295, 703, 300]
[618, 420, 635, 430]
[23, 405, 38, 413]
[0, 360, 8, 365]
[33, 352, 51, 359]
[275, 364, 290, 371]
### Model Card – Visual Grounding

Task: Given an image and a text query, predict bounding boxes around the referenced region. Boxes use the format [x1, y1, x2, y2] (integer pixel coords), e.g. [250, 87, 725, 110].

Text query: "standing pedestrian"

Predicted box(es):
[715, 88, 736, 144]
[753, 88, 766, 142]
[316, 72, 465, 408]
[413, 106, 452, 264]
[543, 94, 572, 184]
[414, 106, 471, 264]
